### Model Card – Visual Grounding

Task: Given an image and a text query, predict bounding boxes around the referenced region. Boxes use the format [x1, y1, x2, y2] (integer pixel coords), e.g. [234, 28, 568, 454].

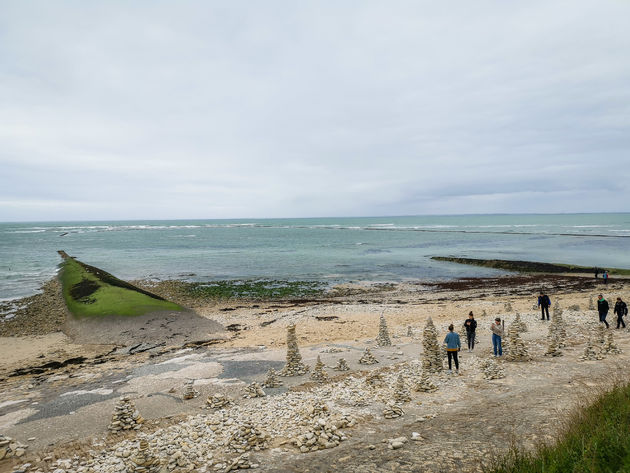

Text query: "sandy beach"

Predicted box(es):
[1, 274, 629, 472]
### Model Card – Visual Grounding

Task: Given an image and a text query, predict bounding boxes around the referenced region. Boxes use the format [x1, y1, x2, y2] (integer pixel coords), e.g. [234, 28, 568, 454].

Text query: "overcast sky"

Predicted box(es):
[1, 1, 629, 221]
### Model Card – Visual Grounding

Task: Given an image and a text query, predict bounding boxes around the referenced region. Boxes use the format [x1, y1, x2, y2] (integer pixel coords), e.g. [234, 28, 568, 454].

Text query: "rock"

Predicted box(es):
[383, 402, 404, 419]
[333, 358, 350, 371]
[243, 382, 266, 399]
[182, 380, 199, 400]
[206, 393, 234, 409]
[128, 439, 161, 473]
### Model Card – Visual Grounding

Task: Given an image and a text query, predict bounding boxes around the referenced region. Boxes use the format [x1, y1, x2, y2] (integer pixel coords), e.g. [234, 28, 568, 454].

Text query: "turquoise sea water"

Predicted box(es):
[1, 214, 629, 301]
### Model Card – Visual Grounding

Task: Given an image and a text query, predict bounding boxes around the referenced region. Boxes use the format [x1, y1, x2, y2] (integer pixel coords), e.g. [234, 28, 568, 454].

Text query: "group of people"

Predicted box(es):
[441, 293, 629, 374]
[595, 269, 610, 284]
[597, 294, 628, 329]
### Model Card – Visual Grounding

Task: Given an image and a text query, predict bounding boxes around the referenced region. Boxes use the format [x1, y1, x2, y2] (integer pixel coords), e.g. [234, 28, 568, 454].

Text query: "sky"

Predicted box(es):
[1, 1, 629, 221]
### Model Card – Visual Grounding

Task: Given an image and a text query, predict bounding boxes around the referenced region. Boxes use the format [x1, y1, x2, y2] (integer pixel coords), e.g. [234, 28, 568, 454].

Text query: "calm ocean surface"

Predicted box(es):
[1, 214, 630, 300]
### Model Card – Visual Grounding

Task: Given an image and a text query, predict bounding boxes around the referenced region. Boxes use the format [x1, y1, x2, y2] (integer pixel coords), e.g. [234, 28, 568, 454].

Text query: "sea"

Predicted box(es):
[1, 213, 629, 301]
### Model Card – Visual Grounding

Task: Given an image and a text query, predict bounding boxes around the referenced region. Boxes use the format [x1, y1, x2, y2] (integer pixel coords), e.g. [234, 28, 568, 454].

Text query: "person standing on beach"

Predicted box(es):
[603, 271, 609, 285]
[463, 311, 477, 351]
[444, 324, 461, 374]
[537, 292, 551, 321]
[595, 268, 599, 279]
[491, 317, 504, 357]
[614, 297, 627, 329]
[598, 294, 610, 328]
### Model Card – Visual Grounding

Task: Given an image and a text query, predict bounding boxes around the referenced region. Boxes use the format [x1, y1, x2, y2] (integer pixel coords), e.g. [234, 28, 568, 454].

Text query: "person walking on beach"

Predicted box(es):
[603, 271, 609, 285]
[598, 294, 610, 328]
[614, 297, 628, 329]
[538, 292, 551, 321]
[463, 311, 477, 352]
[491, 317, 504, 357]
[444, 324, 461, 374]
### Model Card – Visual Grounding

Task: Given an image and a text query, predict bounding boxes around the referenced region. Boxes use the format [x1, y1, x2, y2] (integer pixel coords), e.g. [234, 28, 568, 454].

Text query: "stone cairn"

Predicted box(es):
[480, 358, 505, 379]
[182, 380, 199, 400]
[512, 313, 528, 333]
[310, 356, 330, 382]
[421, 317, 443, 373]
[262, 368, 283, 388]
[481, 309, 487, 317]
[333, 357, 350, 371]
[279, 324, 309, 376]
[0, 434, 27, 460]
[243, 382, 266, 399]
[589, 297, 595, 310]
[407, 326, 414, 337]
[226, 422, 270, 453]
[376, 313, 392, 346]
[551, 309, 567, 346]
[544, 323, 563, 357]
[383, 401, 404, 419]
[108, 396, 143, 432]
[293, 415, 354, 453]
[596, 323, 606, 345]
[225, 453, 254, 471]
[504, 302, 513, 312]
[504, 327, 531, 362]
[206, 393, 234, 410]
[457, 324, 469, 346]
[129, 439, 161, 473]
[579, 337, 604, 361]
[365, 371, 385, 388]
[393, 374, 411, 404]
[414, 370, 438, 393]
[358, 348, 379, 365]
[602, 332, 622, 355]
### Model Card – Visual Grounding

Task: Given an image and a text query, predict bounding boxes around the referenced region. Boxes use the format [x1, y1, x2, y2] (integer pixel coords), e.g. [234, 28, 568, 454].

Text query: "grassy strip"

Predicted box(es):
[184, 280, 326, 300]
[59, 255, 185, 318]
[487, 382, 630, 473]
[432, 256, 630, 276]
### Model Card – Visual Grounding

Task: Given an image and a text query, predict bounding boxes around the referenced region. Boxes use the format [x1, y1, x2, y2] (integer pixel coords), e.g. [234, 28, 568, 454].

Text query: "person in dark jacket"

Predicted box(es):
[538, 292, 551, 321]
[598, 294, 610, 328]
[463, 311, 477, 352]
[614, 297, 628, 329]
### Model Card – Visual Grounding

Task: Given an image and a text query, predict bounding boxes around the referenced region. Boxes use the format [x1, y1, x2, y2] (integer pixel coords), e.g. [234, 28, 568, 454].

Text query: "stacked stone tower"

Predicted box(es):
[279, 324, 309, 376]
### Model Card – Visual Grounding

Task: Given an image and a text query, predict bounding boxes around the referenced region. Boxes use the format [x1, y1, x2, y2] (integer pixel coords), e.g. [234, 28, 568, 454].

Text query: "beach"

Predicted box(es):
[1, 273, 629, 472]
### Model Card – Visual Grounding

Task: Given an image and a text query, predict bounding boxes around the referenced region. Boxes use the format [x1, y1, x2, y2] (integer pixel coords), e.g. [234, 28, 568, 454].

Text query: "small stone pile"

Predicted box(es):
[579, 337, 604, 361]
[320, 346, 344, 353]
[568, 304, 580, 311]
[421, 317, 443, 373]
[376, 314, 392, 346]
[358, 348, 379, 365]
[243, 382, 266, 399]
[334, 357, 349, 371]
[407, 326, 414, 337]
[504, 302, 513, 312]
[551, 311, 567, 347]
[481, 309, 487, 317]
[262, 368, 283, 388]
[365, 371, 385, 388]
[457, 324, 468, 346]
[293, 416, 351, 453]
[206, 393, 234, 410]
[480, 358, 505, 379]
[512, 313, 528, 333]
[544, 324, 563, 357]
[310, 356, 330, 383]
[602, 332, 622, 355]
[302, 400, 329, 419]
[0, 434, 27, 460]
[383, 401, 404, 419]
[553, 299, 561, 312]
[224, 453, 256, 471]
[504, 328, 530, 362]
[596, 323, 606, 345]
[226, 422, 270, 453]
[128, 439, 161, 473]
[279, 324, 309, 376]
[182, 380, 199, 400]
[414, 370, 438, 393]
[392, 374, 411, 404]
[109, 396, 143, 432]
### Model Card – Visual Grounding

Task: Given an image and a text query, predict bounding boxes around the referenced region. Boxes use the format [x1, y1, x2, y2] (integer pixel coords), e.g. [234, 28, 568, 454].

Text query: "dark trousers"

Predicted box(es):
[540, 305, 549, 320]
[600, 312, 610, 328]
[617, 315, 626, 329]
[447, 351, 459, 370]
[466, 331, 475, 350]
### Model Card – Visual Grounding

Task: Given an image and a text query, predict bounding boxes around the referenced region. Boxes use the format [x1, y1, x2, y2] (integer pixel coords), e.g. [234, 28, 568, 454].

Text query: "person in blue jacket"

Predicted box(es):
[538, 292, 551, 321]
[444, 324, 461, 374]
